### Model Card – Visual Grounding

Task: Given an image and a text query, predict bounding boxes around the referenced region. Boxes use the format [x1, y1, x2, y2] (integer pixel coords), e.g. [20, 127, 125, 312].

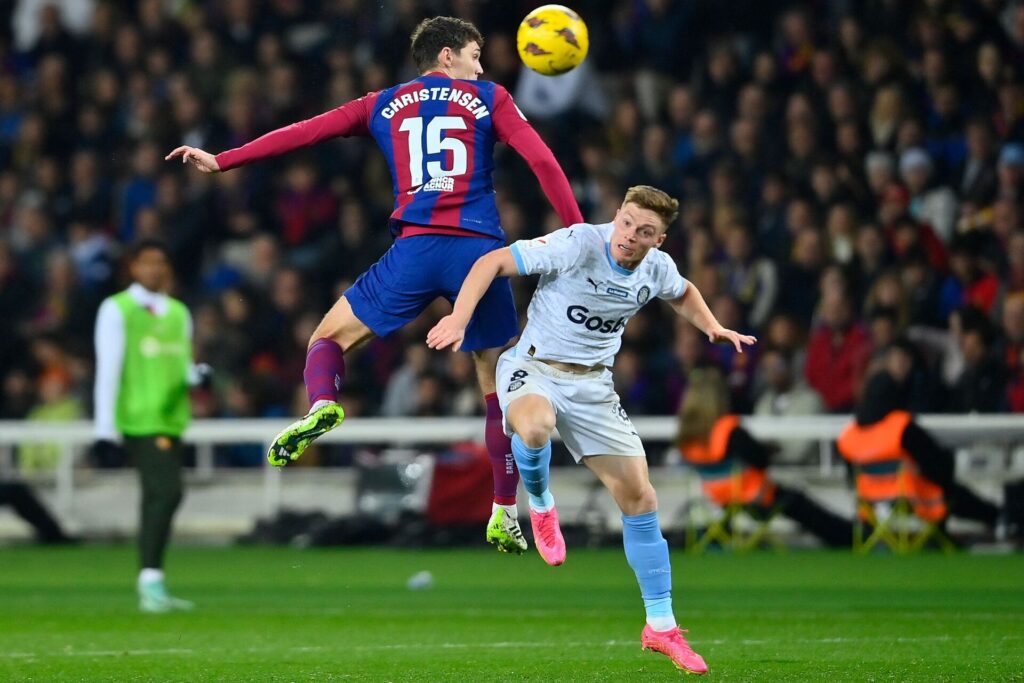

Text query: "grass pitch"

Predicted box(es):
[1, 545, 1022, 681]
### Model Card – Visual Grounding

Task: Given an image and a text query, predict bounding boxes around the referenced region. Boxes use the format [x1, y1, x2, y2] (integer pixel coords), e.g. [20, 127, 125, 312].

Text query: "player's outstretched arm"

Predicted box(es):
[169, 97, 372, 173]
[427, 248, 519, 352]
[165, 146, 220, 173]
[670, 284, 757, 353]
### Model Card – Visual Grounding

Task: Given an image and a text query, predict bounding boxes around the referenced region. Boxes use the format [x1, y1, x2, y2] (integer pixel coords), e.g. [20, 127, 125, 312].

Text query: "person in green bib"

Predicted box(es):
[92, 240, 209, 613]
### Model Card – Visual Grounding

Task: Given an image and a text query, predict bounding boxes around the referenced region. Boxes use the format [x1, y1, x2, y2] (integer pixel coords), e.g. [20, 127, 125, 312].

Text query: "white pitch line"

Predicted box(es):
[1, 634, 1021, 660]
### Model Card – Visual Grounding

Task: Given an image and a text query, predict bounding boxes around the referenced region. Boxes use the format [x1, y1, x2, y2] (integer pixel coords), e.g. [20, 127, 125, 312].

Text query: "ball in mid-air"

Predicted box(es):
[516, 5, 589, 76]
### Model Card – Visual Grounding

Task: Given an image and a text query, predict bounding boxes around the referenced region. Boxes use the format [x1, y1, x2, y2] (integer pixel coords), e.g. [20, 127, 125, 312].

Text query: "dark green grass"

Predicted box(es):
[2, 546, 1023, 681]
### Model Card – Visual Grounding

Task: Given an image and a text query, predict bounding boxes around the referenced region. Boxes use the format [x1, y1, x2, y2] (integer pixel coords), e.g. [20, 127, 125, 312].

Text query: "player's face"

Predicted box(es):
[610, 203, 668, 269]
[131, 248, 172, 292]
[447, 41, 483, 79]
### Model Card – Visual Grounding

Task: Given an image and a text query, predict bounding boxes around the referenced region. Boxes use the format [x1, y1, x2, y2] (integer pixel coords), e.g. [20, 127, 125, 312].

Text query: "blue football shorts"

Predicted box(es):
[344, 233, 518, 352]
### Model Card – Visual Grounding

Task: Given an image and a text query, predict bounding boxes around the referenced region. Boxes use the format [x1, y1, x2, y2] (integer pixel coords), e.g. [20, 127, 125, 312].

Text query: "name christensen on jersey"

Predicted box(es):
[379, 86, 492, 120]
[508, 223, 688, 368]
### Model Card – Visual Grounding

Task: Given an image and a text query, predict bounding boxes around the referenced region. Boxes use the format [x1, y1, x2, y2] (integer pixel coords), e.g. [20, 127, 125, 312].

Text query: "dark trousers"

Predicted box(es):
[901, 423, 1000, 527]
[0, 481, 69, 542]
[126, 436, 184, 570]
[748, 484, 854, 548]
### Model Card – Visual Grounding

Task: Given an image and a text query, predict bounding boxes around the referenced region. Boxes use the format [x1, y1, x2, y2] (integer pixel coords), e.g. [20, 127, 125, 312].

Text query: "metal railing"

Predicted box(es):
[1, 414, 1023, 515]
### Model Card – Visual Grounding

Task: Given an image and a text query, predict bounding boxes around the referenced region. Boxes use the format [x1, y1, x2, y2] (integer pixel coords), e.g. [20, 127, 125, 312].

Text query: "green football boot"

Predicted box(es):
[486, 506, 528, 554]
[268, 402, 346, 466]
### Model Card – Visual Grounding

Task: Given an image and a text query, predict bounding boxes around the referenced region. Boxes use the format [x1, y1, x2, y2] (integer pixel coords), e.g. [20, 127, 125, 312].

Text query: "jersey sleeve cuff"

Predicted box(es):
[509, 243, 528, 275]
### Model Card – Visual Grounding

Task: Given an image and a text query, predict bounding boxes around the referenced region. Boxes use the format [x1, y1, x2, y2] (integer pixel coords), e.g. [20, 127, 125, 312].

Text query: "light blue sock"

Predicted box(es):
[623, 510, 676, 631]
[511, 434, 554, 511]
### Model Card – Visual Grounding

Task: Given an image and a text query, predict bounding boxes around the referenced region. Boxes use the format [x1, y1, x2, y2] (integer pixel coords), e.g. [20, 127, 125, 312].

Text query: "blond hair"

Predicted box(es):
[675, 368, 730, 446]
[624, 185, 680, 230]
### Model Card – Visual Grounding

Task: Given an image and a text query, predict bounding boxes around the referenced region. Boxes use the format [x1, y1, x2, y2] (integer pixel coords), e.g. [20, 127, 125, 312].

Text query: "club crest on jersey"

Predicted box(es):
[637, 286, 651, 305]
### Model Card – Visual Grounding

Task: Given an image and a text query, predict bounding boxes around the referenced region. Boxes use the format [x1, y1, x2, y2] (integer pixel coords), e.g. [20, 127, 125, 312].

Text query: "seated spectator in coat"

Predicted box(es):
[720, 222, 778, 330]
[900, 147, 958, 244]
[805, 288, 872, 412]
[777, 227, 827, 326]
[939, 232, 1000, 320]
[879, 184, 947, 271]
[753, 347, 825, 464]
[841, 340, 1002, 531]
[949, 307, 1006, 413]
[677, 369, 852, 547]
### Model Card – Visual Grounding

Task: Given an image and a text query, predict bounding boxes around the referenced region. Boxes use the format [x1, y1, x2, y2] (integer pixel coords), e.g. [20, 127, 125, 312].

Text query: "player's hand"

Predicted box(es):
[707, 326, 757, 353]
[165, 146, 220, 173]
[426, 315, 467, 352]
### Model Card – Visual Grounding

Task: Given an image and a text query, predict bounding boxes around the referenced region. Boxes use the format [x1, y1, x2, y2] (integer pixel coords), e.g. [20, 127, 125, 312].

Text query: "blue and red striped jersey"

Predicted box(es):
[216, 73, 582, 239]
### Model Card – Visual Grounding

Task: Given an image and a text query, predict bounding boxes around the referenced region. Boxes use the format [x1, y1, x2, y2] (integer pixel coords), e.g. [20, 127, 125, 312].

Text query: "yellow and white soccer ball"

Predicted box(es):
[516, 5, 589, 76]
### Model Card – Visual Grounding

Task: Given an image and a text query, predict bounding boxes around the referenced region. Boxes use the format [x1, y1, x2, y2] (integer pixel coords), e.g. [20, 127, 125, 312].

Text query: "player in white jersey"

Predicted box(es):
[427, 186, 754, 675]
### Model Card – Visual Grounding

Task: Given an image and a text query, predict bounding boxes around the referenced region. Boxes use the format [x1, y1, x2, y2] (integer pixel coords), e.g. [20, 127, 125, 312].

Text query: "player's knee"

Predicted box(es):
[508, 396, 555, 447]
[519, 420, 554, 448]
[617, 481, 657, 516]
[518, 411, 555, 447]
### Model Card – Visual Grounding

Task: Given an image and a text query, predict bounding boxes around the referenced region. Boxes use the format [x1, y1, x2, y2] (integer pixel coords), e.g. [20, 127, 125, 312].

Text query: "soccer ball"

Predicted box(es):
[516, 5, 589, 76]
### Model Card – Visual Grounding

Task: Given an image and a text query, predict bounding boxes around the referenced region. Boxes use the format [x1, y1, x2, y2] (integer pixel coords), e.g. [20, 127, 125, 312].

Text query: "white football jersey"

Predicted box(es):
[509, 222, 688, 367]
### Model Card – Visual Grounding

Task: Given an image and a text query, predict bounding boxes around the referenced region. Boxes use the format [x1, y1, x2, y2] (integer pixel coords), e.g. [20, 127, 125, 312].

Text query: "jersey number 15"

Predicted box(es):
[399, 116, 467, 187]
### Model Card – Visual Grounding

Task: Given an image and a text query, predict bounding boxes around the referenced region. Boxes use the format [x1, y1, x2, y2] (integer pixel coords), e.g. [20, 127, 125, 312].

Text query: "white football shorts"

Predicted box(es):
[496, 347, 645, 462]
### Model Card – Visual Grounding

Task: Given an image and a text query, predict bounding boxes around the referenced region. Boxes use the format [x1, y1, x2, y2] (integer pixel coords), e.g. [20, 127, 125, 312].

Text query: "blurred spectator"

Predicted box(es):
[846, 343, 1002, 530]
[382, 345, 431, 418]
[951, 307, 1006, 412]
[939, 233, 1000, 320]
[805, 288, 872, 413]
[900, 148, 957, 244]
[17, 366, 84, 472]
[958, 117, 999, 206]
[719, 222, 777, 330]
[752, 347, 824, 464]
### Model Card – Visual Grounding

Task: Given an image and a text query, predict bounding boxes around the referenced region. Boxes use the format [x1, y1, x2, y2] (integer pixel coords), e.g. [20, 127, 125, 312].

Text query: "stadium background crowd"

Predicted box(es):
[3, 0, 1024, 467]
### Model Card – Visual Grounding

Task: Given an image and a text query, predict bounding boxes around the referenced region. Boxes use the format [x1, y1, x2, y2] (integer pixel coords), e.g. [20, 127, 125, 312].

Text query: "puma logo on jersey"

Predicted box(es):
[586, 277, 600, 292]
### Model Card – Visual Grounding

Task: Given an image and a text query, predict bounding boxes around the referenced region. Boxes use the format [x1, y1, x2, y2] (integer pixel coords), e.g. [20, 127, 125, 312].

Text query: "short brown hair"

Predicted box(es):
[410, 17, 484, 73]
[623, 185, 680, 230]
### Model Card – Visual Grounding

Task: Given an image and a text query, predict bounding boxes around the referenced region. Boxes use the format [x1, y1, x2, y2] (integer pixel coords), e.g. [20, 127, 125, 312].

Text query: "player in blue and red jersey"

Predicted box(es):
[166, 17, 583, 554]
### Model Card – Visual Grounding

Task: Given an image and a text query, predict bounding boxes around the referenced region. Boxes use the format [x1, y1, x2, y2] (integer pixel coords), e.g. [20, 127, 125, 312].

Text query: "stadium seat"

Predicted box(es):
[848, 458, 956, 554]
[679, 468, 785, 554]
[836, 413, 957, 554]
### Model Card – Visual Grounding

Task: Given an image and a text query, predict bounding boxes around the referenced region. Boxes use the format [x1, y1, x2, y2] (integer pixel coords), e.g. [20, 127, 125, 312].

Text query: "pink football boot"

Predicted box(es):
[641, 625, 709, 675]
[529, 506, 566, 566]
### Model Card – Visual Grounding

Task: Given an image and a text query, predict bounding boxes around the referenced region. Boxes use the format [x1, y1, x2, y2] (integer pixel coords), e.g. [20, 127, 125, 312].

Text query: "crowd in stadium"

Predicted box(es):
[4, 0, 1024, 466]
